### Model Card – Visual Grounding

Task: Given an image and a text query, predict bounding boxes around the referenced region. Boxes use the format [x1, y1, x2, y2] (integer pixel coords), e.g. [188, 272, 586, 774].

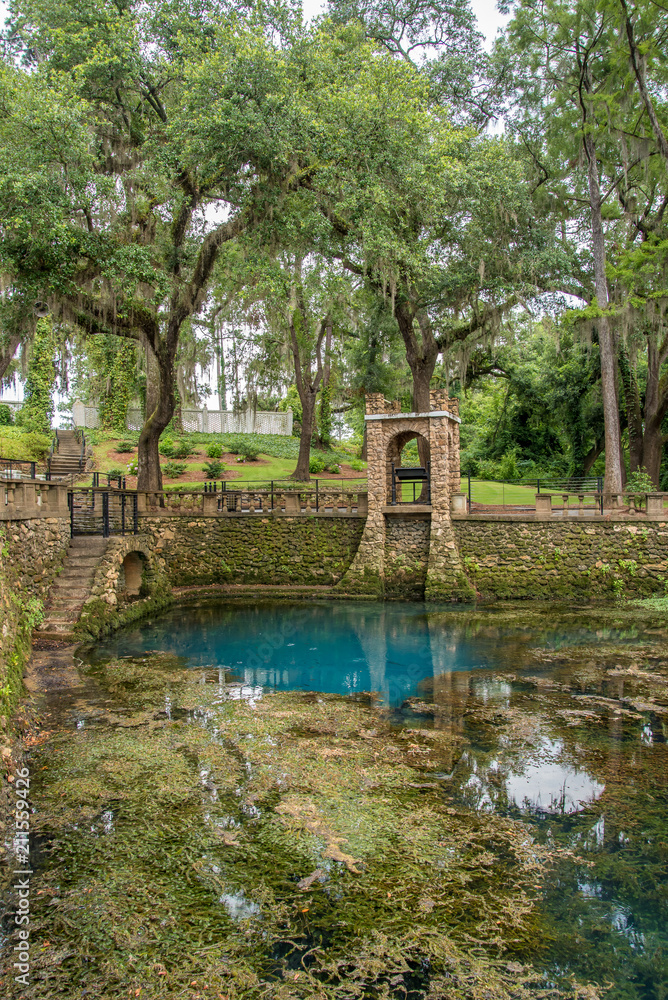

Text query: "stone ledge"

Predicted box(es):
[452, 514, 668, 524]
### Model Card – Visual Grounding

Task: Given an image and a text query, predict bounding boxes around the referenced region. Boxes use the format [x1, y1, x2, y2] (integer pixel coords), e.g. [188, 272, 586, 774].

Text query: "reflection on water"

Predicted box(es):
[84, 601, 668, 995]
[91, 600, 641, 709]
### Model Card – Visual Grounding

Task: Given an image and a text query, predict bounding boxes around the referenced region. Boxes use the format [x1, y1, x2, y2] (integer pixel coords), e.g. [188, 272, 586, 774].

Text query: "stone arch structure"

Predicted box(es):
[340, 391, 473, 600]
[385, 430, 431, 504]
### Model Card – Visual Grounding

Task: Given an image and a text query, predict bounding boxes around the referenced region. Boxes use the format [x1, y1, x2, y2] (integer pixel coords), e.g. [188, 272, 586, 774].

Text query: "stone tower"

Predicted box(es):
[340, 392, 474, 600]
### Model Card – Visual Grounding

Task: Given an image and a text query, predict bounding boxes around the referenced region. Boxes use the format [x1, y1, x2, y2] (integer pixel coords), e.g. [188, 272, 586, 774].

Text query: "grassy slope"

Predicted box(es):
[90, 433, 366, 489]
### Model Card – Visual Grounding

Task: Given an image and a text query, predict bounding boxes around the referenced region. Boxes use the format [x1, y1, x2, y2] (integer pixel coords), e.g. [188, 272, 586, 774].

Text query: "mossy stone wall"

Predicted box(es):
[383, 515, 430, 598]
[142, 515, 366, 587]
[453, 517, 668, 599]
[0, 515, 70, 715]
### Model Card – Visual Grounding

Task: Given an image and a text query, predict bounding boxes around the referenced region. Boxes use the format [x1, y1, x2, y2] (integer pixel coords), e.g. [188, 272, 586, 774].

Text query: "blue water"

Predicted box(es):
[88, 600, 637, 708]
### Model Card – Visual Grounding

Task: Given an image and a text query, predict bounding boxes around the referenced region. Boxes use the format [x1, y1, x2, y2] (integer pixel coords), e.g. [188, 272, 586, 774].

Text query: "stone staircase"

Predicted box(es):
[36, 537, 108, 639]
[48, 429, 84, 479]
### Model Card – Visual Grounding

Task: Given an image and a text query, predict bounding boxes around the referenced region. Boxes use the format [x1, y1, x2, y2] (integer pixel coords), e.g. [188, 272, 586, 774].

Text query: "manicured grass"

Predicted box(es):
[467, 479, 538, 505]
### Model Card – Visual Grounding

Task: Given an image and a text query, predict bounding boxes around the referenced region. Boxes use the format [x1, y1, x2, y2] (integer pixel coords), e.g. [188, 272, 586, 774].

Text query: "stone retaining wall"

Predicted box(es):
[383, 515, 430, 598]
[0, 514, 70, 714]
[141, 514, 366, 587]
[453, 517, 668, 599]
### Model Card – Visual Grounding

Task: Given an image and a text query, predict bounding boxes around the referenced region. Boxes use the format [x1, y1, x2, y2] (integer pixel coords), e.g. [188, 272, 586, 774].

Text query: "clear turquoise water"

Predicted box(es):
[89, 600, 637, 709]
[87, 601, 668, 997]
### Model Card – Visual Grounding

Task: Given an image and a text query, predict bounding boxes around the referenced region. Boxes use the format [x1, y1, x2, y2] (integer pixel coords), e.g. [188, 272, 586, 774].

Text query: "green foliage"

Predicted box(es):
[126, 458, 138, 475]
[309, 453, 326, 474]
[172, 440, 194, 459]
[626, 468, 655, 494]
[0, 404, 14, 425]
[115, 440, 135, 453]
[106, 467, 125, 480]
[17, 318, 56, 433]
[349, 458, 365, 471]
[0, 428, 51, 461]
[203, 459, 225, 478]
[279, 385, 302, 429]
[206, 443, 223, 459]
[159, 437, 175, 457]
[240, 444, 259, 461]
[163, 460, 187, 478]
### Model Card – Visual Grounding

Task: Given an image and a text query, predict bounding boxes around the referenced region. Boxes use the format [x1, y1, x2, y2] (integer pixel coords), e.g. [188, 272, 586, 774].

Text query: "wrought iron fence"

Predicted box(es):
[68, 489, 139, 537]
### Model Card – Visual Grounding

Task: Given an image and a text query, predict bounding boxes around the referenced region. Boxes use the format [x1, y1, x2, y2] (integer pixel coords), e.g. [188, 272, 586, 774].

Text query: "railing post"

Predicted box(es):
[69, 490, 74, 537]
[30, 461, 35, 479]
[468, 472, 471, 512]
[121, 493, 126, 535]
[133, 494, 138, 533]
[271, 480, 274, 511]
[315, 479, 318, 512]
[103, 491, 109, 537]
[391, 463, 396, 505]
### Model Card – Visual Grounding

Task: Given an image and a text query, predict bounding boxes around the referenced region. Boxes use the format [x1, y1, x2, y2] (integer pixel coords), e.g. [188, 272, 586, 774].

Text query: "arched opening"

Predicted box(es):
[386, 431, 431, 505]
[121, 551, 144, 597]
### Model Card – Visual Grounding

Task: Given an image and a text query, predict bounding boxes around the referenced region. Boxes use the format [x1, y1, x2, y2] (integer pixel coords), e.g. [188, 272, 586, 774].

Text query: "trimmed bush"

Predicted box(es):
[159, 437, 175, 457]
[309, 453, 326, 474]
[173, 440, 194, 459]
[163, 460, 187, 478]
[206, 443, 223, 458]
[203, 459, 225, 478]
[115, 440, 135, 453]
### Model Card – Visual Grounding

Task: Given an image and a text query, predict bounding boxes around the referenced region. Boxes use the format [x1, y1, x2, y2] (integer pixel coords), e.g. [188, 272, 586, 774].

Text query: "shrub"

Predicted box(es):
[173, 440, 194, 459]
[325, 462, 341, 474]
[106, 467, 125, 479]
[0, 429, 52, 461]
[115, 440, 135, 453]
[241, 444, 259, 461]
[0, 404, 14, 426]
[163, 460, 187, 478]
[126, 459, 138, 475]
[349, 458, 365, 472]
[159, 437, 175, 457]
[309, 453, 326, 474]
[203, 459, 225, 478]
[206, 443, 223, 459]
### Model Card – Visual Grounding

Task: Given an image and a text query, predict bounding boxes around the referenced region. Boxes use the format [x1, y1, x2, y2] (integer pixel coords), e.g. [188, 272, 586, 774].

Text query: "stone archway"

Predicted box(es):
[385, 430, 431, 505]
[339, 391, 473, 600]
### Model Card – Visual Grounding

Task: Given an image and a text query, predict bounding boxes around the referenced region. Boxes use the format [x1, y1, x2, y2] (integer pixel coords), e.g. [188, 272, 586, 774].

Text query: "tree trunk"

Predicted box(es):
[137, 349, 175, 492]
[293, 389, 317, 481]
[145, 339, 160, 419]
[618, 347, 644, 473]
[584, 133, 623, 496]
[395, 302, 438, 476]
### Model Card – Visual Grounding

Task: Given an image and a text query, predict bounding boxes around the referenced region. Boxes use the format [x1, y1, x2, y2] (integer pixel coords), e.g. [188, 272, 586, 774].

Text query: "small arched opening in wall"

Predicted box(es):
[120, 551, 145, 598]
[385, 431, 431, 505]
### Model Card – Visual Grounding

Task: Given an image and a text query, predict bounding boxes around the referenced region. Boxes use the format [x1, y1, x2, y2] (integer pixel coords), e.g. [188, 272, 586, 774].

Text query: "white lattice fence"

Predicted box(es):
[73, 402, 293, 436]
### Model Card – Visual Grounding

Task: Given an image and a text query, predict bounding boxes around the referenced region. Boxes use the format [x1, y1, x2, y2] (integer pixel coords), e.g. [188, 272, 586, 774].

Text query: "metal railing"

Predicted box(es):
[68, 488, 139, 537]
[463, 473, 604, 511]
[0, 456, 48, 481]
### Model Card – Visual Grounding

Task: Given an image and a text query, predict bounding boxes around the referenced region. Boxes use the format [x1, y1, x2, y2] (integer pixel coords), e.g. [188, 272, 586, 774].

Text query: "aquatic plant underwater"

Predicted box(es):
[1, 601, 667, 999]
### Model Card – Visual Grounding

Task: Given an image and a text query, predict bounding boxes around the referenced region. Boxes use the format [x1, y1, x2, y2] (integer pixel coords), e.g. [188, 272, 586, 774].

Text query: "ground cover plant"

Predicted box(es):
[5, 600, 668, 998]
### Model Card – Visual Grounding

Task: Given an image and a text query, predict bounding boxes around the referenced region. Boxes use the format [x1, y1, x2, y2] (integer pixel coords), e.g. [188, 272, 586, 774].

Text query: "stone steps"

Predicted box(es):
[35, 537, 109, 639]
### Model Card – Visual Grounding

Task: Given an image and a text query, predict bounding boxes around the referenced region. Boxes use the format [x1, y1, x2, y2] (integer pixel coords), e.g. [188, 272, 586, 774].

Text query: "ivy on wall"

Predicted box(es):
[17, 318, 56, 433]
[82, 337, 138, 431]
